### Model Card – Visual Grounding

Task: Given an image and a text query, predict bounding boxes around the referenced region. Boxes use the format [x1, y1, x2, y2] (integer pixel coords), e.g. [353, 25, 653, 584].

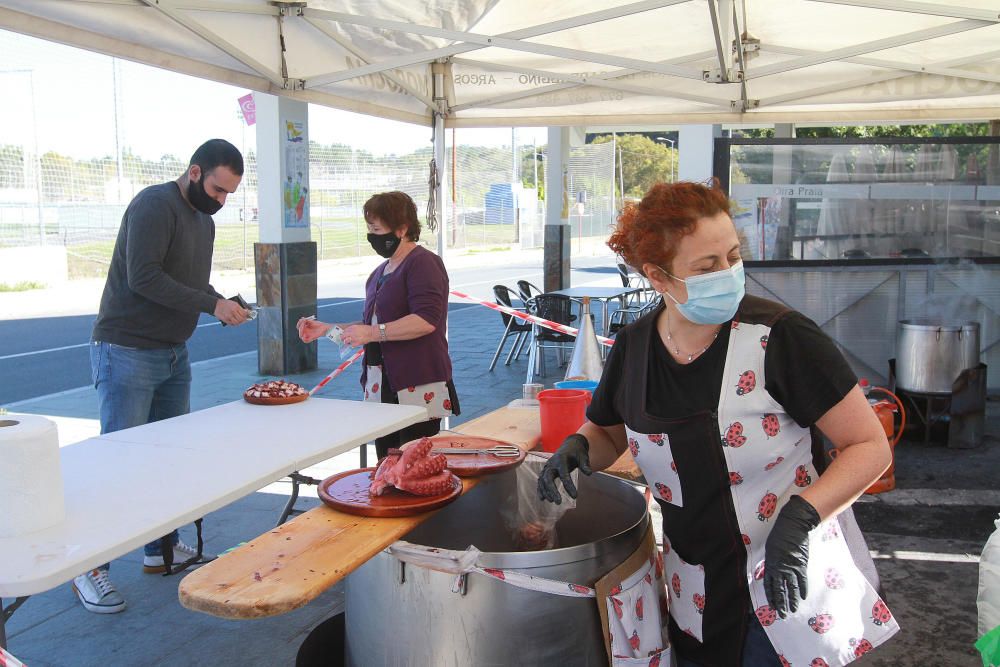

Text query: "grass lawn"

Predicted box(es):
[13, 217, 526, 279]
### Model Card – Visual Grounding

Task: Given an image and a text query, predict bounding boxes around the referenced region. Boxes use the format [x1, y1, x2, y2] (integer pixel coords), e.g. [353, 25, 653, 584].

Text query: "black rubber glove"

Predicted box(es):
[537, 434, 592, 504]
[763, 494, 821, 618]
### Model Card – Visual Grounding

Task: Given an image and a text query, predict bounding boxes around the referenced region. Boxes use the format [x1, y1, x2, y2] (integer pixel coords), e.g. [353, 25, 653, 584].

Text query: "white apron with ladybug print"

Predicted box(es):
[720, 318, 899, 665]
[623, 312, 898, 666]
[363, 364, 454, 419]
[363, 314, 454, 420]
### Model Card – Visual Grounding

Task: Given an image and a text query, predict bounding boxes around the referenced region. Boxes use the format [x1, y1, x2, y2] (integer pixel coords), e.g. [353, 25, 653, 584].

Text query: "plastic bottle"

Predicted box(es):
[859, 377, 872, 401]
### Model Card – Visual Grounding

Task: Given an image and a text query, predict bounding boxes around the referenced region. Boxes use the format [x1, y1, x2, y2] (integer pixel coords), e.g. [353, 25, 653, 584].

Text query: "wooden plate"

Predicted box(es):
[318, 468, 462, 518]
[403, 434, 526, 477]
[243, 392, 309, 406]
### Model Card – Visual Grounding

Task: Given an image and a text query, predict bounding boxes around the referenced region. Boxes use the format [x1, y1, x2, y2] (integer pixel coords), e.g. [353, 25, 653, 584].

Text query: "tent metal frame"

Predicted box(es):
[2, 0, 1000, 126]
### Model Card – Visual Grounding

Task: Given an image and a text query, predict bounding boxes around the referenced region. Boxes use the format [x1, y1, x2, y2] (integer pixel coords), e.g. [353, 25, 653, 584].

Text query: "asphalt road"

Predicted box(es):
[0, 257, 618, 406]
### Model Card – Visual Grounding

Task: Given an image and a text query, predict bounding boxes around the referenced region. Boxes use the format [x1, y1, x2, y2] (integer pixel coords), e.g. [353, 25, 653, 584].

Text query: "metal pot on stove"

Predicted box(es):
[344, 469, 649, 665]
[896, 319, 980, 394]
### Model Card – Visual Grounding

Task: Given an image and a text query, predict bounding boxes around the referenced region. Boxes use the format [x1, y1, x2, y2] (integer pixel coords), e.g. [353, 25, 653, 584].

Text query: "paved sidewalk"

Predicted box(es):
[2, 250, 998, 666]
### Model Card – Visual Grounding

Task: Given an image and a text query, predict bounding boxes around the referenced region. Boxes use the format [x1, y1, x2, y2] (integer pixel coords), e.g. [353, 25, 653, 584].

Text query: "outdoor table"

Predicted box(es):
[177, 404, 641, 620]
[0, 398, 427, 648]
[548, 285, 641, 337]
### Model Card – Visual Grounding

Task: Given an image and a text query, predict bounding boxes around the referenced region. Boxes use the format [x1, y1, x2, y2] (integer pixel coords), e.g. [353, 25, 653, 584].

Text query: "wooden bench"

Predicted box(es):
[178, 405, 640, 619]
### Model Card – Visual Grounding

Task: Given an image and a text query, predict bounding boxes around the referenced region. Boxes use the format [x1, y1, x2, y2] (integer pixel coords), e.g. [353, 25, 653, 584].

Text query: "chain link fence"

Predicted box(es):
[0, 32, 616, 281]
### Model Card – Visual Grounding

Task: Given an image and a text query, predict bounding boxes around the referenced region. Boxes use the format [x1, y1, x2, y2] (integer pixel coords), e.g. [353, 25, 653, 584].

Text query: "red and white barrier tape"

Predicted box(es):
[450, 290, 615, 347]
[0, 646, 26, 667]
[309, 348, 365, 395]
[309, 288, 617, 396]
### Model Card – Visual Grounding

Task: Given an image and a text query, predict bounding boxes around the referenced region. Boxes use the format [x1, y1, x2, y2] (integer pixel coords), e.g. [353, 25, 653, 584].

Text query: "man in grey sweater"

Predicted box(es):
[74, 139, 251, 614]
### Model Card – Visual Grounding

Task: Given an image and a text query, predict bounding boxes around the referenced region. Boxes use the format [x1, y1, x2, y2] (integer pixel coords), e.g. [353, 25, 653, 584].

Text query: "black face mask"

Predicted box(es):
[187, 173, 224, 215]
[367, 231, 401, 258]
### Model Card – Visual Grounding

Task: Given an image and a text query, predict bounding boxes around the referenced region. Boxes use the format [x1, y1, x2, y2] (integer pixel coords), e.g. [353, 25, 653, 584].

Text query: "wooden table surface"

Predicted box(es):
[178, 404, 641, 619]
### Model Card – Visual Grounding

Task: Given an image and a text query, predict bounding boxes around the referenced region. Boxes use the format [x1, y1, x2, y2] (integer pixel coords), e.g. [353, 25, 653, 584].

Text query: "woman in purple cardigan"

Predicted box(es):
[297, 191, 459, 459]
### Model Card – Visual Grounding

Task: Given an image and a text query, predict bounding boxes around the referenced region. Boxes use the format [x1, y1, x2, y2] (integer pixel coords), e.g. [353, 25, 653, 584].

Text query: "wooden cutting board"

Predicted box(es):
[318, 468, 463, 517]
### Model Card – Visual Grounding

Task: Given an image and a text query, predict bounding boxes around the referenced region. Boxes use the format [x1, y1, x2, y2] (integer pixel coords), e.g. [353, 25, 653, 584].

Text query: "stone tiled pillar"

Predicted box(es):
[255, 242, 317, 375]
[252, 92, 316, 376]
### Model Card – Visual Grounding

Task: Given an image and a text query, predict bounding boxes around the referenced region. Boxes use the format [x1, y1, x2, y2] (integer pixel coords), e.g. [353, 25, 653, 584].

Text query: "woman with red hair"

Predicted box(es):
[539, 181, 898, 666]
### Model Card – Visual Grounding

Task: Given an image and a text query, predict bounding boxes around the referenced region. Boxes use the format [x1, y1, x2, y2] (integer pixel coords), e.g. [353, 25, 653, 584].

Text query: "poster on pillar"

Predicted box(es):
[283, 119, 309, 228]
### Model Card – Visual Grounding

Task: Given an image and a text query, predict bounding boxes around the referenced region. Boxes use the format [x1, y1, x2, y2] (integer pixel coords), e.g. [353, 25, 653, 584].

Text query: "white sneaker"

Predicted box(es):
[142, 539, 216, 574]
[73, 568, 126, 614]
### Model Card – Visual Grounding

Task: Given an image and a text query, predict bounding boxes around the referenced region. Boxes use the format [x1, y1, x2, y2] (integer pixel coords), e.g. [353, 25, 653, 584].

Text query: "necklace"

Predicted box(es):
[664, 307, 719, 363]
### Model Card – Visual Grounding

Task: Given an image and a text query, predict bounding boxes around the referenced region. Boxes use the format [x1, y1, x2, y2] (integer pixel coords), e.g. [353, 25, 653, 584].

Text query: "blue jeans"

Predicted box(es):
[91, 341, 192, 562]
[674, 611, 782, 667]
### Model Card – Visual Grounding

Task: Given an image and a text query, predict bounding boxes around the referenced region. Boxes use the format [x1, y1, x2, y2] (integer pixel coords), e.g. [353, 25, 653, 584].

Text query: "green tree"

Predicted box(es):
[591, 134, 677, 197]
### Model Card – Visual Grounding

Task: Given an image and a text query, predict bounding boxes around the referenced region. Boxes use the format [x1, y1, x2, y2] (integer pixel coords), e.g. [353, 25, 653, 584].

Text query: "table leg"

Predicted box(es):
[1, 596, 29, 650]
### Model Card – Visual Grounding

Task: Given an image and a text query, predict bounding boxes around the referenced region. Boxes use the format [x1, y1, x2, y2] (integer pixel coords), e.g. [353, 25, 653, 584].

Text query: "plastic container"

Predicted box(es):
[537, 389, 591, 453]
[980, 513, 1000, 638]
[554, 380, 599, 394]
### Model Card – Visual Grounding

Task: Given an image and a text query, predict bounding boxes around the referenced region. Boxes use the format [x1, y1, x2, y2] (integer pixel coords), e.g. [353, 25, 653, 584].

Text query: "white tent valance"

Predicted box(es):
[1, 0, 999, 127]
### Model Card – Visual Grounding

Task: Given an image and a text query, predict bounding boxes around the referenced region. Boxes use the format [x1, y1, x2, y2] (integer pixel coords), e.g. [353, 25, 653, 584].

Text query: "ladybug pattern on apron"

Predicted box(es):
[619, 305, 898, 666]
[605, 558, 673, 666]
[625, 427, 683, 508]
[716, 317, 899, 666]
[363, 313, 454, 419]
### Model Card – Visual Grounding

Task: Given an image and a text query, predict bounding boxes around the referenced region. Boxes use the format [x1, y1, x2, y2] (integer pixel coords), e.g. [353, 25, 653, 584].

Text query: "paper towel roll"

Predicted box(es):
[0, 414, 65, 538]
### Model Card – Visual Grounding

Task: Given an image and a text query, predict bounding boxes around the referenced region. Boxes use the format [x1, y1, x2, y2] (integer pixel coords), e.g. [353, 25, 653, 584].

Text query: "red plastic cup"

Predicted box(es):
[537, 389, 592, 453]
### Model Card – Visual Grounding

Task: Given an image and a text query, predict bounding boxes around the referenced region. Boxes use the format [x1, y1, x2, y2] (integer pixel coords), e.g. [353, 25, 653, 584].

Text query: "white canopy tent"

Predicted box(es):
[1, 0, 999, 128]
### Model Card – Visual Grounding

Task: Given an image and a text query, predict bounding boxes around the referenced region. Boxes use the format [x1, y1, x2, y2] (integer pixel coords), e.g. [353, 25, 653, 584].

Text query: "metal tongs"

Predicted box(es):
[433, 444, 522, 458]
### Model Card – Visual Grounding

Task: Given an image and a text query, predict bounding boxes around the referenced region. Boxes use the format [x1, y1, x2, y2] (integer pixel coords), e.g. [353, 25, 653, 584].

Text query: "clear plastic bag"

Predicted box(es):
[500, 454, 577, 550]
[327, 325, 361, 361]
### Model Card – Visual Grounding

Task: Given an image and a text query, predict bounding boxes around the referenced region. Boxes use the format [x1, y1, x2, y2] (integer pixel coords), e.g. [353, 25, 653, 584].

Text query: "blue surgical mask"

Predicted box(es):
[660, 261, 745, 325]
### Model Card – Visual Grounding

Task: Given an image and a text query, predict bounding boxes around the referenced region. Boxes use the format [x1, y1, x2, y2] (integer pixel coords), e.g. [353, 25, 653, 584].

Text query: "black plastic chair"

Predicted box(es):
[516, 279, 543, 303]
[617, 262, 654, 307]
[608, 294, 662, 335]
[490, 285, 532, 371]
[525, 293, 577, 382]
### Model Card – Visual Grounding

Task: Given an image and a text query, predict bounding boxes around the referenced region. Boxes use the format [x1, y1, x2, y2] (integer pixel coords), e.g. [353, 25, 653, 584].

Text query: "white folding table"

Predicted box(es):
[0, 398, 426, 647]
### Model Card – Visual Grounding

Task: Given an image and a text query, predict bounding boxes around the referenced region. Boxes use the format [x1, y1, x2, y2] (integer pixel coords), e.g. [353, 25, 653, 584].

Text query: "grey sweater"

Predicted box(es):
[92, 182, 223, 348]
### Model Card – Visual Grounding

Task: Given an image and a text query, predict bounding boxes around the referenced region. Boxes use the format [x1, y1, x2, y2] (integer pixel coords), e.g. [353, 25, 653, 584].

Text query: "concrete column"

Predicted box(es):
[252, 93, 317, 375]
[678, 124, 723, 182]
[544, 126, 571, 292]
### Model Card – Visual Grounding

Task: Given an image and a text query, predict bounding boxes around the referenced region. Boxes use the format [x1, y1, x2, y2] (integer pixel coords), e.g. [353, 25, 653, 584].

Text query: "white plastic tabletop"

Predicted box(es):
[0, 398, 427, 597]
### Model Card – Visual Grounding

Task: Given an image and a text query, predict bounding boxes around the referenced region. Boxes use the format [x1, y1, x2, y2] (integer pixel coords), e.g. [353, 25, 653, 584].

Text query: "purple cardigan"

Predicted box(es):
[360, 245, 453, 392]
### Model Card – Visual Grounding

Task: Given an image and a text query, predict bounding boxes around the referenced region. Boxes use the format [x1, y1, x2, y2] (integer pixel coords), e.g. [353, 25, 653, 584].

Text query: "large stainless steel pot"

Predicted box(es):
[896, 319, 980, 394]
[345, 468, 648, 666]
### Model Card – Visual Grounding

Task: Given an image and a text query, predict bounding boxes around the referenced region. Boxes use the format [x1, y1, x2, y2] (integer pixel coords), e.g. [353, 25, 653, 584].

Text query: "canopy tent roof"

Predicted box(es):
[2, 0, 1000, 129]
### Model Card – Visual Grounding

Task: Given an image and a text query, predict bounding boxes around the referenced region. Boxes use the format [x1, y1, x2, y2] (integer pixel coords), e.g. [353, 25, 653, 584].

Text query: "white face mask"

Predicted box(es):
[659, 261, 746, 325]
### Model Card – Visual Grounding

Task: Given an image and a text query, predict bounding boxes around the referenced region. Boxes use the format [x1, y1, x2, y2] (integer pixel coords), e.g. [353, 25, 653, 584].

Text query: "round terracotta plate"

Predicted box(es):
[243, 392, 309, 406]
[318, 468, 463, 518]
[402, 434, 526, 477]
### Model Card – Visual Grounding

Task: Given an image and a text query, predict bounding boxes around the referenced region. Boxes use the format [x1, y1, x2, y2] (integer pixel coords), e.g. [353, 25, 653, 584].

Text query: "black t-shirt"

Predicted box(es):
[588, 310, 858, 429]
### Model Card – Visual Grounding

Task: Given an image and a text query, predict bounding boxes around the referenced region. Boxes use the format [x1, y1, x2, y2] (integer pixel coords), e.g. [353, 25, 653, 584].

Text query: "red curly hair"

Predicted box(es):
[607, 180, 730, 276]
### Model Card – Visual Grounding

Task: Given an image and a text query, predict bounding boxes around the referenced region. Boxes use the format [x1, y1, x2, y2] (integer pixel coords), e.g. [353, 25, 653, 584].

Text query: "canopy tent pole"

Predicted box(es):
[544, 127, 571, 292]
